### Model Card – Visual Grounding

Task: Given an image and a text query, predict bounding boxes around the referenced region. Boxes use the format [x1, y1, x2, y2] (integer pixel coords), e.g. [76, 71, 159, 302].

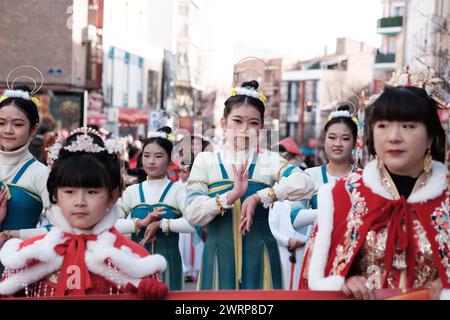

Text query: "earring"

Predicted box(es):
[424, 148, 432, 173]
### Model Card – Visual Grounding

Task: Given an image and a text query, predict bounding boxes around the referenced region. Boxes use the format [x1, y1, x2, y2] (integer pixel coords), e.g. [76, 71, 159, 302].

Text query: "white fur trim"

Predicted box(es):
[0, 227, 167, 295]
[3, 89, 30, 100]
[0, 230, 65, 295]
[0, 230, 63, 269]
[363, 160, 448, 203]
[362, 160, 394, 200]
[440, 289, 450, 300]
[85, 231, 167, 288]
[407, 161, 448, 203]
[308, 180, 345, 291]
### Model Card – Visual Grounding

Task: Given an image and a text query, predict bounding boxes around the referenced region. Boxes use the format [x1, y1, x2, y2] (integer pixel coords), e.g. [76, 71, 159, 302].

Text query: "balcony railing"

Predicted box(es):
[377, 16, 403, 28]
[375, 53, 396, 64]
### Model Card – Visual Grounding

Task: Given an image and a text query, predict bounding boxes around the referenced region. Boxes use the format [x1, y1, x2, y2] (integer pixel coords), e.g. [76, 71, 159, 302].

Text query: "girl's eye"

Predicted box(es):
[403, 124, 416, 129]
[88, 190, 98, 194]
[233, 119, 242, 124]
[328, 136, 335, 140]
[250, 122, 260, 126]
[376, 123, 386, 128]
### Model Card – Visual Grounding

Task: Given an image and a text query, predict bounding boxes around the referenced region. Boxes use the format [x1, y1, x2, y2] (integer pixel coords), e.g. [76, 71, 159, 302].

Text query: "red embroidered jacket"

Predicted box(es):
[300, 161, 450, 299]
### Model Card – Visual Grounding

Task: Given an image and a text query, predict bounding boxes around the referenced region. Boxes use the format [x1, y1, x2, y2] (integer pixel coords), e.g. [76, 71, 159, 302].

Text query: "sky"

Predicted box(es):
[221, 0, 383, 60]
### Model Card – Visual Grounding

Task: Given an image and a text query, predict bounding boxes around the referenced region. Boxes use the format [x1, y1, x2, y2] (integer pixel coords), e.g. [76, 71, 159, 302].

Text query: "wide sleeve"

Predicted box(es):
[160, 183, 195, 233]
[185, 152, 233, 226]
[257, 153, 316, 208]
[114, 186, 137, 234]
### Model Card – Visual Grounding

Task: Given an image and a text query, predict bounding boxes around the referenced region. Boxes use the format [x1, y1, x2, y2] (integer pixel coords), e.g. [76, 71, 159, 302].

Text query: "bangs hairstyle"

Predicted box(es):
[223, 80, 265, 124]
[366, 86, 446, 162]
[0, 85, 40, 130]
[142, 126, 174, 158]
[47, 132, 122, 204]
[323, 105, 357, 144]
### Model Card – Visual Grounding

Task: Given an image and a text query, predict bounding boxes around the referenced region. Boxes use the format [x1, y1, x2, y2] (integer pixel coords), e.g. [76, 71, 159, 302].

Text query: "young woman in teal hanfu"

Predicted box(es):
[186, 81, 315, 290]
[0, 87, 50, 252]
[117, 127, 195, 291]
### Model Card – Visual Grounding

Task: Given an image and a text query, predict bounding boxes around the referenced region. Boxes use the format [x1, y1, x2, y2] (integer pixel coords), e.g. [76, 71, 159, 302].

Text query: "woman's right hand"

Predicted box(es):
[341, 276, 373, 300]
[227, 162, 249, 204]
[0, 188, 8, 224]
[137, 207, 165, 229]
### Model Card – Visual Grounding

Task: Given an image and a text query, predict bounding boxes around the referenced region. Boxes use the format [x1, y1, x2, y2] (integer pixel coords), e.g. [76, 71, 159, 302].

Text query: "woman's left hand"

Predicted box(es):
[429, 278, 443, 300]
[239, 194, 261, 235]
[139, 221, 160, 247]
[0, 188, 8, 224]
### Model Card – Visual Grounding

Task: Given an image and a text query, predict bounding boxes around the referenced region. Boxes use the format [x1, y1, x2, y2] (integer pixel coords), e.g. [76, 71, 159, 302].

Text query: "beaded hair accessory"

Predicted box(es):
[147, 131, 175, 142]
[46, 127, 125, 167]
[386, 64, 449, 109]
[230, 86, 267, 103]
[0, 89, 41, 107]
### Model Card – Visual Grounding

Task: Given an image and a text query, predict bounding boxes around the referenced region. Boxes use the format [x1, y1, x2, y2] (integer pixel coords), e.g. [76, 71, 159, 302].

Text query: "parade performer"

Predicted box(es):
[117, 127, 195, 291]
[300, 68, 450, 300]
[269, 104, 360, 289]
[0, 128, 168, 298]
[186, 80, 315, 290]
[0, 86, 50, 248]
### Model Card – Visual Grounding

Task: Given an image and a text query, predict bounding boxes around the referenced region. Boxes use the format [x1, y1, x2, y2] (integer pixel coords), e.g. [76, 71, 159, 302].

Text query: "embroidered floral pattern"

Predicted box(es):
[330, 173, 368, 275]
[430, 197, 450, 281]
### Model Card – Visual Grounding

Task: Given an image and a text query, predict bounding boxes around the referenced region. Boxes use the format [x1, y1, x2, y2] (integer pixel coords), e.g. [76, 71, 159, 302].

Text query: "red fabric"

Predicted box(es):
[54, 233, 98, 296]
[136, 277, 168, 300]
[4, 228, 167, 298]
[317, 176, 450, 289]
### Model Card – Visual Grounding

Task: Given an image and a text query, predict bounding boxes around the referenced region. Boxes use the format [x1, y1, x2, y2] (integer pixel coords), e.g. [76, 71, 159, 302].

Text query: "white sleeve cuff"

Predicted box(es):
[257, 188, 273, 209]
[161, 218, 196, 233]
[114, 219, 135, 235]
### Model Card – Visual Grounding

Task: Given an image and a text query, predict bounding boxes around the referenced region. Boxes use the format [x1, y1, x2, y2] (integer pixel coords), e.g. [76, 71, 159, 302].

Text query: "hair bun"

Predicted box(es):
[241, 80, 259, 90]
[157, 126, 172, 135]
[13, 85, 33, 94]
[337, 104, 350, 112]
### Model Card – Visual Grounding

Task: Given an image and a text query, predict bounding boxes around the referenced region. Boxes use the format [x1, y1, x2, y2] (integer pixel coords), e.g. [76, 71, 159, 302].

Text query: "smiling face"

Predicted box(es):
[323, 122, 355, 165]
[0, 104, 35, 151]
[142, 142, 170, 179]
[57, 187, 115, 230]
[220, 104, 263, 151]
[373, 120, 431, 177]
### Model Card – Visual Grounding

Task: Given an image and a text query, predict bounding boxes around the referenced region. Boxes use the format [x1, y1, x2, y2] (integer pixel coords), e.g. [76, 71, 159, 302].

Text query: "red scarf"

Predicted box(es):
[54, 233, 98, 296]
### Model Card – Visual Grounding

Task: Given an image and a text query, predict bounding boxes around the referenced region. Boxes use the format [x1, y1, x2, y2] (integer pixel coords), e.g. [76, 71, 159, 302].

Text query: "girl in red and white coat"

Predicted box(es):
[0, 128, 168, 298]
[300, 75, 450, 300]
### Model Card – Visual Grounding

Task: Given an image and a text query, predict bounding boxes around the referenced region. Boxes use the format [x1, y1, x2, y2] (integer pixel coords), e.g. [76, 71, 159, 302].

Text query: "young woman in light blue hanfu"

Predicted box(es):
[117, 127, 195, 291]
[185, 80, 315, 290]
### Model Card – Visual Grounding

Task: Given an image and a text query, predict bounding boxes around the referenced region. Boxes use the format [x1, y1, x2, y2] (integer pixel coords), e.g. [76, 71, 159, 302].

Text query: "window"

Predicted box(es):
[392, 5, 405, 17]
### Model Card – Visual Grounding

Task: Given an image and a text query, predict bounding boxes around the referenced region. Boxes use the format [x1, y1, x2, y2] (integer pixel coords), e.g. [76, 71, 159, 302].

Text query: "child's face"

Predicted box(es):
[0, 105, 34, 151]
[142, 142, 170, 179]
[56, 187, 114, 230]
[220, 104, 262, 150]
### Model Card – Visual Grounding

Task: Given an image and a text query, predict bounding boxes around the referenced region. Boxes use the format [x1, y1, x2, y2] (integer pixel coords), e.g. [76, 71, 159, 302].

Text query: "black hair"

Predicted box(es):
[323, 105, 358, 144]
[0, 85, 40, 130]
[223, 80, 265, 123]
[366, 86, 446, 162]
[141, 126, 174, 159]
[47, 132, 122, 204]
